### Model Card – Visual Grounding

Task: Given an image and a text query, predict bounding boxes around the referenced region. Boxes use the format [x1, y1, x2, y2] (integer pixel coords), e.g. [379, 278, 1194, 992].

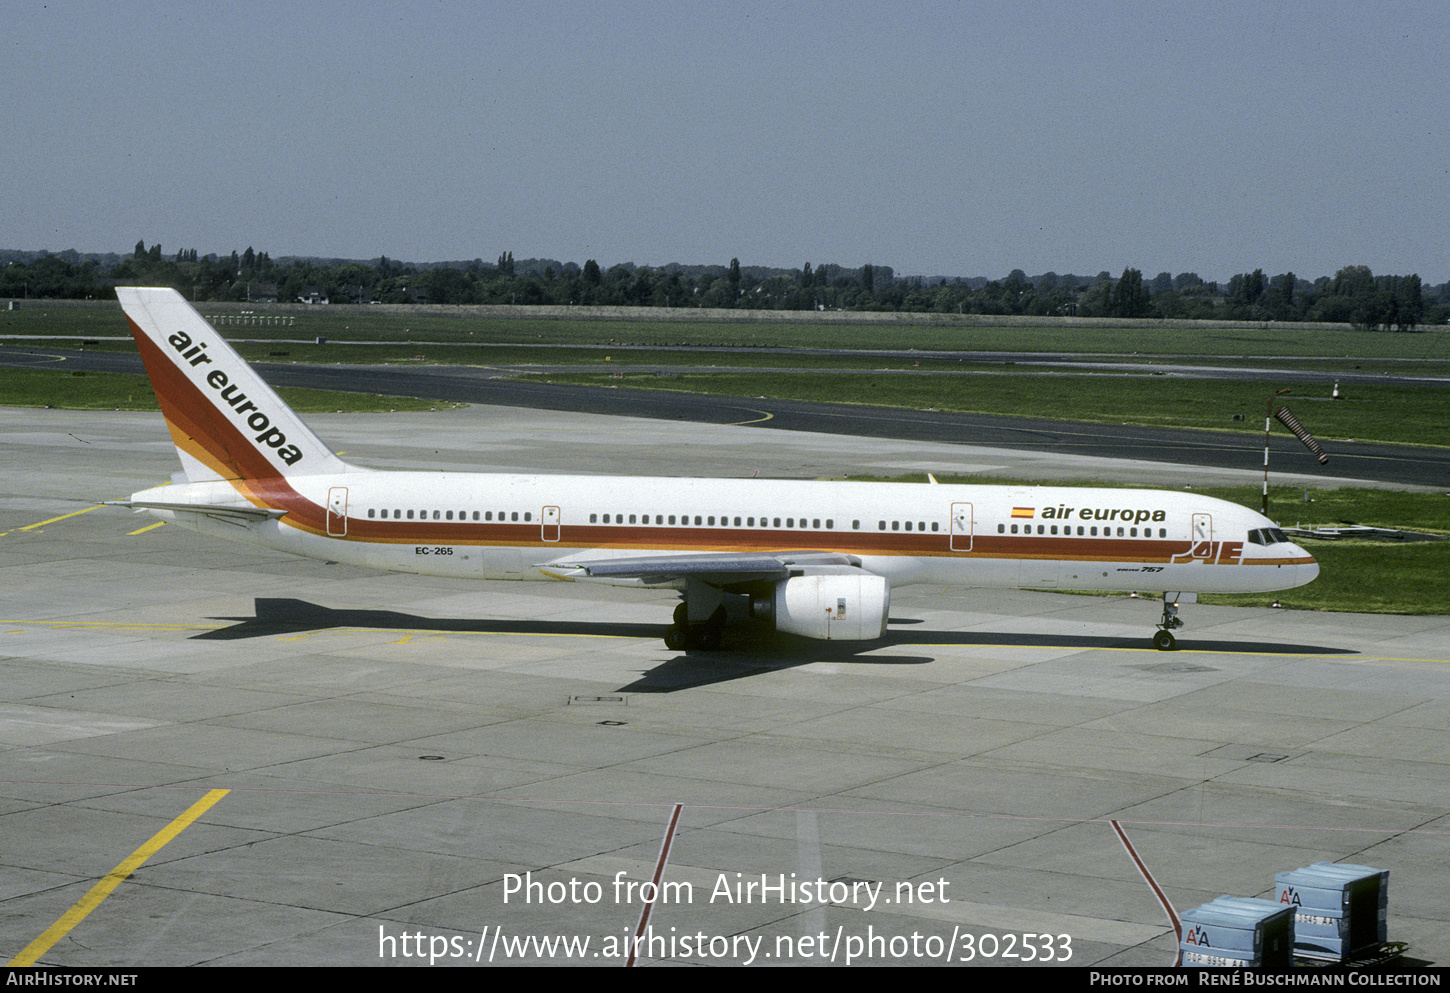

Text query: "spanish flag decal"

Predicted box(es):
[1011, 507, 1034, 519]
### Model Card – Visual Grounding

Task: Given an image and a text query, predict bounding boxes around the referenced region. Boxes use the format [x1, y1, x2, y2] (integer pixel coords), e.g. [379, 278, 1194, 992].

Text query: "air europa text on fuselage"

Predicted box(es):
[166, 329, 305, 466]
[1038, 505, 1169, 524]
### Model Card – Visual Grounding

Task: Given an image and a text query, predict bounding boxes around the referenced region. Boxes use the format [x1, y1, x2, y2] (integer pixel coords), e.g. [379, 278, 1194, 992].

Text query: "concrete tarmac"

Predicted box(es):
[2, 406, 1446, 968]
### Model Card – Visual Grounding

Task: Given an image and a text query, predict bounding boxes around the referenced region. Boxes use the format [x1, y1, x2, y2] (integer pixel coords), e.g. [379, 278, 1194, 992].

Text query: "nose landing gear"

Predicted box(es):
[1153, 593, 1186, 650]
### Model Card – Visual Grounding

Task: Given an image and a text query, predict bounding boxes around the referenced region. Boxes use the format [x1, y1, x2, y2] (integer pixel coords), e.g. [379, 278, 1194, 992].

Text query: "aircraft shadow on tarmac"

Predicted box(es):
[197, 598, 664, 642]
[196, 599, 1357, 693]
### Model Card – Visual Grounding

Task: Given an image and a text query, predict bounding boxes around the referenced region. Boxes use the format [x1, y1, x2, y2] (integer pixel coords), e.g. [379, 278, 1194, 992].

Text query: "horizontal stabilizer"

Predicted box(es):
[108, 499, 288, 522]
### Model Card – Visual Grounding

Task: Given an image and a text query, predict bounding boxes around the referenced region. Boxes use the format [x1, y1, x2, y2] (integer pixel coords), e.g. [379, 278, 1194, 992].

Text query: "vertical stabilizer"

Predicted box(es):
[117, 287, 353, 481]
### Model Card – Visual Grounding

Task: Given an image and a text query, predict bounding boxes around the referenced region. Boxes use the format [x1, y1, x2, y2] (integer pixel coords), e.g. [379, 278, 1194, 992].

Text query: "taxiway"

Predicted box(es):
[1, 406, 1446, 967]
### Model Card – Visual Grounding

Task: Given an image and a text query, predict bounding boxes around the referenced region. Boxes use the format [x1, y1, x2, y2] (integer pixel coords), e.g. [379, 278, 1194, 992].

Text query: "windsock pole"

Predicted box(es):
[1263, 389, 1329, 516]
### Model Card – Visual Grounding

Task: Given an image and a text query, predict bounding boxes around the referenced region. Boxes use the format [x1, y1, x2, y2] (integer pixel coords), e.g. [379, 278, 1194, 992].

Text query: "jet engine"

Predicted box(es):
[750, 573, 890, 641]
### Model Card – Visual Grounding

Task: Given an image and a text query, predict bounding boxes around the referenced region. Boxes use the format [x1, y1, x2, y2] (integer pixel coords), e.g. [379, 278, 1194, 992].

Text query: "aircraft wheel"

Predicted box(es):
[1152, 630, 1176, 651]
[673, 603, 689, 626]
[664, 625, 690, 651]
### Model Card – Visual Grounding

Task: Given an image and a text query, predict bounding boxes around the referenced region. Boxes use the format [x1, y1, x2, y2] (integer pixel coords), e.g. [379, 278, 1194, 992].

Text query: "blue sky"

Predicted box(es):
[7, 1, 1447, 281]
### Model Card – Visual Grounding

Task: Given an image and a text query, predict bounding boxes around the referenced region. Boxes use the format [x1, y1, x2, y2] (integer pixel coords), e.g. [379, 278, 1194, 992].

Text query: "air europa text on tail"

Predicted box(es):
[166, 328, 305, 466]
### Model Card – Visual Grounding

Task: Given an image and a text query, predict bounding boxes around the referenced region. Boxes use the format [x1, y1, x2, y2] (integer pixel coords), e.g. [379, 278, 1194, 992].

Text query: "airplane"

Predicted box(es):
[111, 286, 1318, 652]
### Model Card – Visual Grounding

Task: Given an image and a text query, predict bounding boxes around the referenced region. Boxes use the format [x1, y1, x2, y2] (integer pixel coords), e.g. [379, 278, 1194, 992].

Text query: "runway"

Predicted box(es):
[2, 343, 1446, 488]
[2, 405, 1447, 967]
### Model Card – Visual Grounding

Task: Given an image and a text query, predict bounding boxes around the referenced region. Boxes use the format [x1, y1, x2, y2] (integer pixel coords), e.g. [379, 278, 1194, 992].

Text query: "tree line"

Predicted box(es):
[2, 244, 1444, 330]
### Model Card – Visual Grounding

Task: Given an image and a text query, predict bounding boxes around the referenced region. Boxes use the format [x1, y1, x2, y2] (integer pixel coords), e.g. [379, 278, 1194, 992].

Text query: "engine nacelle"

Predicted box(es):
[751, 573, 890, 641]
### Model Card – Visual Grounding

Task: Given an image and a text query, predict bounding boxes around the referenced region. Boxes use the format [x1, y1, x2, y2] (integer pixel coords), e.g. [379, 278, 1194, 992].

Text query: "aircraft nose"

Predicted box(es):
[1293, 544, 1319, 586]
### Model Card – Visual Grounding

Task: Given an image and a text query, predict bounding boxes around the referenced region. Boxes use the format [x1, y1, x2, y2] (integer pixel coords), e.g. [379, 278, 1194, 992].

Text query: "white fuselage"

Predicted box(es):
[131, 470, 1320, 596]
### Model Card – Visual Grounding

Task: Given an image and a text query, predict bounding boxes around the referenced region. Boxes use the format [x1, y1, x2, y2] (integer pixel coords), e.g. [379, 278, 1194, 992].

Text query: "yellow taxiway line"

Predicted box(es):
[8, 789, 229, 967]
[1, 505, 107, 537]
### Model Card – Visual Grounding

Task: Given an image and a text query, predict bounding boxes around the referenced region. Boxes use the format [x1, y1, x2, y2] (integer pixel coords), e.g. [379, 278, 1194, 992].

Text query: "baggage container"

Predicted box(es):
[1180, 896, 1294, 968]
[1274, 862, 1388, 962]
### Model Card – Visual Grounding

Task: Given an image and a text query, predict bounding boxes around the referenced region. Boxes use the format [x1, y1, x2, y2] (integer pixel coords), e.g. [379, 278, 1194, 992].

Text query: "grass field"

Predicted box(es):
[0, 368, 450, 413]
[6, 300, 1450, 358]
[36, 337, 1450, 379]
[535, 371, 1447, 448]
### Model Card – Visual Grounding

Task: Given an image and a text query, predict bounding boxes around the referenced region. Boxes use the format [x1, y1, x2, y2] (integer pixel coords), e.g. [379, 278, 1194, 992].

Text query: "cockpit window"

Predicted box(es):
[1247, 527, 1290, 545]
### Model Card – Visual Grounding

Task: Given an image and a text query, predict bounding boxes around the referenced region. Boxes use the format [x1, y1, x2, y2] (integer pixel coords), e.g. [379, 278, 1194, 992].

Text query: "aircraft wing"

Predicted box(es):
[537, 550, 862, 586]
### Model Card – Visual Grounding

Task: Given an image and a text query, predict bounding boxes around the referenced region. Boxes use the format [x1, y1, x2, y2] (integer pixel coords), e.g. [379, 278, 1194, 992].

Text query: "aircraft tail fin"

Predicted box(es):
[117, 286, 354, 481]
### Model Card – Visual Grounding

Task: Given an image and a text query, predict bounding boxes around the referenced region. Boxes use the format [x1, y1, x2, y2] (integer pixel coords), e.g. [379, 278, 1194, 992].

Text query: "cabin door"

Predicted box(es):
[1192, 512, 1213, 543]
[541, 505, 561, 542]
[326, 487, 348, 536]
[950, 502, 973, 551]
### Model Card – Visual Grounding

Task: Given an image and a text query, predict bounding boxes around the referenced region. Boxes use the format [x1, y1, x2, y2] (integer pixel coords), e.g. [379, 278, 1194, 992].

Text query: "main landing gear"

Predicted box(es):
[664, 601, 726, 651]
[1154, 593, 1185, 651]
